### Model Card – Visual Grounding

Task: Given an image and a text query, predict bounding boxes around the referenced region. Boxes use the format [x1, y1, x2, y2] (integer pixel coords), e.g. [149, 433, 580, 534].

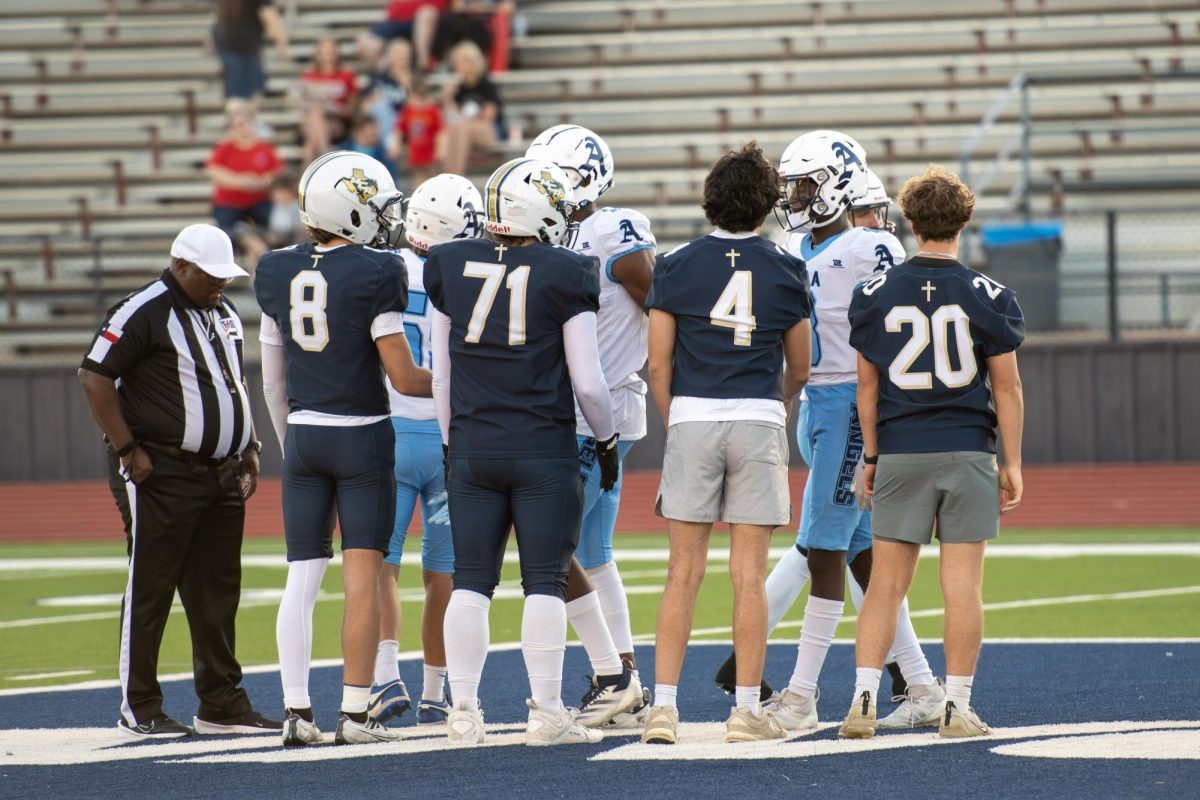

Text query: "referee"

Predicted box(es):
[79, 224, 280, 740]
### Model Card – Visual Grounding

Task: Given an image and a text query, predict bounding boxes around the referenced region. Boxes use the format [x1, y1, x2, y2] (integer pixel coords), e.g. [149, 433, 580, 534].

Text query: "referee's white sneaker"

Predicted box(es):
[525, 699, 603, 746]
[335, 712, 400, 744]
[281, 710, 322, 746]
[878, 679, 946, 729]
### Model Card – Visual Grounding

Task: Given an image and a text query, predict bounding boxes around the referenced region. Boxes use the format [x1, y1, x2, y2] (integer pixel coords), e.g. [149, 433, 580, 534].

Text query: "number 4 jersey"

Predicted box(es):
[255, 241, 409, 418]
[848, 255, 1025, 454]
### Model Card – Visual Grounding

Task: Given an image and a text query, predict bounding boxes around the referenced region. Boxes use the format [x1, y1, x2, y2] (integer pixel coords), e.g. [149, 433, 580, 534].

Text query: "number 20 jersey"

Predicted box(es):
[255, 241, 409, 417]
[848, 257, 1025, 455]
[424, 238, 601, 459]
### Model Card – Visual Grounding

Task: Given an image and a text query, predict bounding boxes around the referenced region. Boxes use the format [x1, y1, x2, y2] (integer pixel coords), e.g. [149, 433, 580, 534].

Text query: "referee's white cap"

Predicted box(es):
[171, 224, 249, 280]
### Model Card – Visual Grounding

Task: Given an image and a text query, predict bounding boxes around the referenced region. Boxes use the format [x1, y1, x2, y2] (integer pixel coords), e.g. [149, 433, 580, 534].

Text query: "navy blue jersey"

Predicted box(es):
[255, 241, 408, 416]
[424, 238, 600, 458]
[848, 256, 1025, 454]
[647, 234, 812, 400]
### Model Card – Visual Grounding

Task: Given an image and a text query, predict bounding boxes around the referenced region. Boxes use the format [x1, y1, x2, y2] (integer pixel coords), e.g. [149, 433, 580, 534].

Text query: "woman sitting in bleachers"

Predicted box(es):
[297, 38, 361, 163]
[440, 40, 504, 176]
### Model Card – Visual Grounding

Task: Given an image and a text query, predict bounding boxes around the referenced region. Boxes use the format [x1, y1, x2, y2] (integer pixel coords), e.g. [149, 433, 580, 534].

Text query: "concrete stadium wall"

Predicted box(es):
[2, 339, 1199, 481]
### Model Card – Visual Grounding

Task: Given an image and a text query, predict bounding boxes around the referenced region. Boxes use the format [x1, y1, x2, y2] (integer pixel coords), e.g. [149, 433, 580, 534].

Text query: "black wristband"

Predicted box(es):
[863, 454, 879, 465]
[115, 440, 140, 459]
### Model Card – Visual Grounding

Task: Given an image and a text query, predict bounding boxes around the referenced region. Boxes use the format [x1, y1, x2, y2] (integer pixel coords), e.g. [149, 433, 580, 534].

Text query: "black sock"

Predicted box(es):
[343, 710, 369, 724]
[286, 706, 314, 723]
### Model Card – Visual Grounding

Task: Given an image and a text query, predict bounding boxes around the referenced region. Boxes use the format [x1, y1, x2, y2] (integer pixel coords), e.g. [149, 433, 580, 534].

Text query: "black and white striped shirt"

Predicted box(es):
[81, 270, 253, 460]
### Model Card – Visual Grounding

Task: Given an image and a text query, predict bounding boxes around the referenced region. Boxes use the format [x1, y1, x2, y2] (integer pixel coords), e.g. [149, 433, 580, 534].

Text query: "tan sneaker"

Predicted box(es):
[838, 690, 877, 739]
[639, 705, 679, 744]
[724, 707, 786, 743]
[939, 701, 991, 738]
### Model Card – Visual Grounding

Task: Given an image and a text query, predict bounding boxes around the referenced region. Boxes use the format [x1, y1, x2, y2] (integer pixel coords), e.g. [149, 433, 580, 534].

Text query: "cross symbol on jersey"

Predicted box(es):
[494, 243, 508, 260]
[922, 281, 937, 302]
[726, 248, 740, 268]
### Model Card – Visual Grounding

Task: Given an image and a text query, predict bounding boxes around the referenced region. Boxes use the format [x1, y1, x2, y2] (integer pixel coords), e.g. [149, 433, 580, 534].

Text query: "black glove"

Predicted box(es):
[442, 443, 450, 490]
[596, 433, 620, 492]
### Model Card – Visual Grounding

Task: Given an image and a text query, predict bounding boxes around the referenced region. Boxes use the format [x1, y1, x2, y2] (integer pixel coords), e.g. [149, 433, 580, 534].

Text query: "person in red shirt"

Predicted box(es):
[299, 38, 360, 163]
[205, 100, 284, 235]
[393, 78, 443, 186]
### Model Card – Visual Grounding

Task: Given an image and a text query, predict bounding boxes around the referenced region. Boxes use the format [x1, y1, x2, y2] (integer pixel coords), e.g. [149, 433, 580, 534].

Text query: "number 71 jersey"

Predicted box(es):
[848, 258, 1025, 454]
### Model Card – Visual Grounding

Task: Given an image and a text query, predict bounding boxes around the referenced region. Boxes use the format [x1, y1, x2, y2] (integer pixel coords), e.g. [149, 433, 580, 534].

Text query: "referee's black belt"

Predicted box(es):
[140, 441, 240, 472]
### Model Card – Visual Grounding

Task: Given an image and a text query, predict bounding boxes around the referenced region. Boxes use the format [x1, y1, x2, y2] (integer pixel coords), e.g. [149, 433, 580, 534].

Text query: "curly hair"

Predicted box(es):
[897, 164, 976, 242]
[701, 141, 780, 233]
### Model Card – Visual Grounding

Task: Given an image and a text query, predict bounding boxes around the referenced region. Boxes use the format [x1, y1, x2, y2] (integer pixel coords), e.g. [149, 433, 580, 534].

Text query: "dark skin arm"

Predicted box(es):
[78, 368, 153, 484]
[610, 248, 655, 310]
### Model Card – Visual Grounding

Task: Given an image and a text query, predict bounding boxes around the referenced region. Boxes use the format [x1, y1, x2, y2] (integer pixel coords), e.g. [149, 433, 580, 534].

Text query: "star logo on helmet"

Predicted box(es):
[531, 170, 567, 207]
[336, 168, 379, 205]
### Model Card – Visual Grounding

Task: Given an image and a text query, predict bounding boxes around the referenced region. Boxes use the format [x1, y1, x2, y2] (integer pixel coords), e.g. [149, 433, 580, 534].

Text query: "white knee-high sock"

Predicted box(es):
[848, 567, 896, 664]
[586, 561, 634, 655]
[889, 597, 934, 687]
[374, 639, 401, 685]
[766, 546, 811, 635]
[566, 591, 623, 676]
[522, 594, 567, 712]
[787, 595, 844, 698]
[444, 589, 491, 710]
[276, 557, 330, 710]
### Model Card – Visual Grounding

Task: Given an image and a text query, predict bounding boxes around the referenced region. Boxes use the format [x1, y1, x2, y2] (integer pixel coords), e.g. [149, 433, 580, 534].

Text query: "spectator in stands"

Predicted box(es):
[440, 41, 502, 175]
[431, 1, 514, 68]
[298, 38, 360, 163]
[344, 115, 397, 176]
[205, 100, 284, 237]
[238, 173, 303, 271]
[357, 1, 446, 70]
[212, 0, 290, 101]
[362, 39, 414, 146]
[393, 76, 442, 186]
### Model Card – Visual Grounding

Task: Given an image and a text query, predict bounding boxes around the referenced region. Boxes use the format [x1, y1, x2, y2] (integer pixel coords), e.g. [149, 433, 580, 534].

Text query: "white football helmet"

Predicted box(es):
[524, 124, 614, 209]
[482, 157, 578, 245]
[403, 174, 484, 252]
[851, 168, 895, 233]
[298, 151, 404, 246]
[776, 130, 870, 231]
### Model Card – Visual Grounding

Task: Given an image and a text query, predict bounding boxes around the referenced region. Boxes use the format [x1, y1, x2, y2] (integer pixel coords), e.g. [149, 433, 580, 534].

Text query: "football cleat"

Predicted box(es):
[416, 698, 452, 725]
[640, 705, 680, 745]
[713, 651, 774, 701]
[525, 699, 603, 746]
[193, 708, 282, 735]
[763, 687, 819, 732]
[368, 679, 411, 724]
[575, 667, 642, 728]
[606, 686, 652, 729]
[725, 707, 786, 743]
[335, 712, 400, 744]
[878, 679, 945, 729]
[886, 661, 908, 702]
[117, 714, 193, 740]
[939, 701, 991, 738]
[281, 709, 322, 747]
[838, 691, 877, 739]
[447, 702, 486, 745]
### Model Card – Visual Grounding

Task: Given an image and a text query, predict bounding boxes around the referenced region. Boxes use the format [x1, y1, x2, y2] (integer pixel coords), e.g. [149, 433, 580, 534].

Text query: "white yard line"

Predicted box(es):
[10, 669, 95, 681]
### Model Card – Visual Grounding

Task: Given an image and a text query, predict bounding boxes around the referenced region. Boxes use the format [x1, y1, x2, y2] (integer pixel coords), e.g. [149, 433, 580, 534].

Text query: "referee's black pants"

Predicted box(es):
[106, 447, 252, 725]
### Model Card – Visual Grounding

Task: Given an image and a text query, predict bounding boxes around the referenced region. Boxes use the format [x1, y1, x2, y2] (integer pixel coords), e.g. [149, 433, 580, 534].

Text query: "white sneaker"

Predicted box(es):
[335, 712, 400, 744]
[281, 710, 322, 747]
[878, 679, 946, 729]
[575, 667, 643, 728]
[447, 702, 486, 745]
[763, 687, 819, 731]
[606, 686, 652, 729]
[526, 699, 603, 746]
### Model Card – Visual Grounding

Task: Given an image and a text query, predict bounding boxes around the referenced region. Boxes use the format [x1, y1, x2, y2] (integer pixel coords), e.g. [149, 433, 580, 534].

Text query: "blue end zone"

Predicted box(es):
[0, 643, 1196, 799]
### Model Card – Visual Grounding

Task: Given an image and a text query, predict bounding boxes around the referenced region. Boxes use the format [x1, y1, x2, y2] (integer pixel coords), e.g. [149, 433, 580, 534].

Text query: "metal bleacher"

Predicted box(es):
[0, 0, 1198, 360]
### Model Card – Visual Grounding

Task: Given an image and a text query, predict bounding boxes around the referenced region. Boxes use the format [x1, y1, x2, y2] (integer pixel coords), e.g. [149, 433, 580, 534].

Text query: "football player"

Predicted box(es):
[839, 165, 1024, 738]
[526, 125, 654, 728]
[753, 132, 945, 732]
[642, 142, 812, 745]
[256, 151, 432, 745]
[369, 174, 485, 727]
[850, 169, 897, 233]
[426, 158, 621, 746]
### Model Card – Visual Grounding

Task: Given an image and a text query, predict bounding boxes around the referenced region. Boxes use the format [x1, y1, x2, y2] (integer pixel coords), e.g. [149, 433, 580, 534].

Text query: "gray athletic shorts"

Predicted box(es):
[871, 451, 1000, 545]
[655, 420, 792, 527]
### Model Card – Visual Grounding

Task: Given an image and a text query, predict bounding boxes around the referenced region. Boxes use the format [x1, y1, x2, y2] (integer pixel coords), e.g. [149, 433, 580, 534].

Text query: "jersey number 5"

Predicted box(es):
[289, 270, 329, 352]
[885, 305, 977, 389]
[710, 270, 756, 346]
[463, 261, 530, 345]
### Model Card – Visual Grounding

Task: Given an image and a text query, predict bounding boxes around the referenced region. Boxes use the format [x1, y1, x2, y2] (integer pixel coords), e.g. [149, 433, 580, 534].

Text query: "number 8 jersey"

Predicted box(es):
[255, 241, 409, 418]
[848, 255, 1025, 454]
